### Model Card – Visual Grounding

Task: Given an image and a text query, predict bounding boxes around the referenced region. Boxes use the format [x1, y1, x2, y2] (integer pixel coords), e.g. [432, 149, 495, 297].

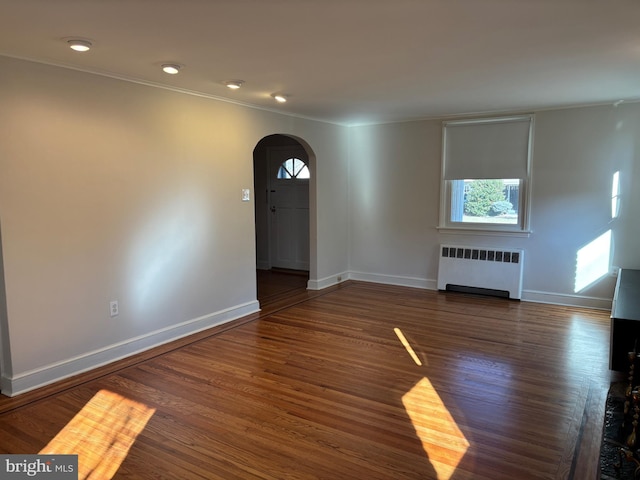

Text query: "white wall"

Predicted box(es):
[348, 121, 442, 288]
[0, 56, 349, 395]
[348, 103, 640, 307]
[1, 54, 637, 396]
[527, 104, 639, 302]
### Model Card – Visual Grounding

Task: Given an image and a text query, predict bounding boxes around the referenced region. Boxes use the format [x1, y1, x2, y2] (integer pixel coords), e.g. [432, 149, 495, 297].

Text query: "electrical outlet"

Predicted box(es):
[242, 189, 250, 202]
[110, 300, 119, 317]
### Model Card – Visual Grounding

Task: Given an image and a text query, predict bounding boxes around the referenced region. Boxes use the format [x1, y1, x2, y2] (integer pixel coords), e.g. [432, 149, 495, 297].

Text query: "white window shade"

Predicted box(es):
[443, 116, 532, 180]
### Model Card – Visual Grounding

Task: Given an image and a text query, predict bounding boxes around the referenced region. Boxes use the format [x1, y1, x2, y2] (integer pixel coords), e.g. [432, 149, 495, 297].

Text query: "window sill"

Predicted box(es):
[436, 226, 532, 238]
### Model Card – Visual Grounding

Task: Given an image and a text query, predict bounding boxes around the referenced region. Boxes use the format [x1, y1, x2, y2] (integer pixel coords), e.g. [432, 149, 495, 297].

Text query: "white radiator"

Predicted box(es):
[437, 244, 524, 299]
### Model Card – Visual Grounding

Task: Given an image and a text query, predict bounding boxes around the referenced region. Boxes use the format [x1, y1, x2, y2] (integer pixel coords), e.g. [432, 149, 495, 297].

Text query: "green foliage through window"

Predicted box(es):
[464, 180, 505, 217]
[489, 200, 513, 216]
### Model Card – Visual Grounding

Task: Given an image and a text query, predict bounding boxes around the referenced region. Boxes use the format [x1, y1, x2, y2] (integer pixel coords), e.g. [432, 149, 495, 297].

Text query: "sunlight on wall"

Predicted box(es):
[40, 390, 155, 479]
[574, 230, 612, 293]
[128, 192, 211, 313]
[612, 171, 621, 219]
[402, 377, 469, 480]
[574, 171, 620, 292]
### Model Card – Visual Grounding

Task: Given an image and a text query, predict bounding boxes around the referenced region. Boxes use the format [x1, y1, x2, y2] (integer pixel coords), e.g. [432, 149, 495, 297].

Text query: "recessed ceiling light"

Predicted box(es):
[161, 64, 182, 75]
[224, 80, 244, 90]
[272, 93, 288, 103]
[67, 39, 92, 52]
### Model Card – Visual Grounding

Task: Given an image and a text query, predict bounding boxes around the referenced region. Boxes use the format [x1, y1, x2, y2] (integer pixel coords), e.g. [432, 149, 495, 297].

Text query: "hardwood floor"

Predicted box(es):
[0, 281, 618, 479]
[256, 268, 309, 304]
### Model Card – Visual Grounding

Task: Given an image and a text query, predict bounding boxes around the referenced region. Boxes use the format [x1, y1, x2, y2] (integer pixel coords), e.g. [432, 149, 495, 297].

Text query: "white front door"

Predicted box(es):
[267, 147, 310, 271]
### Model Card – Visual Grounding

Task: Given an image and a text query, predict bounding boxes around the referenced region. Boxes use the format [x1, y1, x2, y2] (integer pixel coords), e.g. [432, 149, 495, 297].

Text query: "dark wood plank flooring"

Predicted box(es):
[0, 279, 617, 479]
[256, 268, 309, 303]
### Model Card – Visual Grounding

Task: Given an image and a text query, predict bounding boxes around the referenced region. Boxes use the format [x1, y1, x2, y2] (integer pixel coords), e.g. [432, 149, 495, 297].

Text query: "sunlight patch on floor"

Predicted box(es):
[394, 327, 425, 366]
[40, 389, 155, 479]
[402, 377, 470, 480]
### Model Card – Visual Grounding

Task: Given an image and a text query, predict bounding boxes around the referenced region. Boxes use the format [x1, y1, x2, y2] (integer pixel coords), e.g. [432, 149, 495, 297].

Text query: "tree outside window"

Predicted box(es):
[454, 179, 519, 224]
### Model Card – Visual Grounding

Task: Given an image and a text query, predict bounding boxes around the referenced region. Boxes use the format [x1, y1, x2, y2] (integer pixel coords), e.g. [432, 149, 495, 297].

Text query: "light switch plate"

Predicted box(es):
[242, 189, 250, 202]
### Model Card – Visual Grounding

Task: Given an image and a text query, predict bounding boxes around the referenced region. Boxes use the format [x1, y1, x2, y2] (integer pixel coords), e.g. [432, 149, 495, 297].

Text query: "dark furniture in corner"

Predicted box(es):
[610, 269, 640, 372]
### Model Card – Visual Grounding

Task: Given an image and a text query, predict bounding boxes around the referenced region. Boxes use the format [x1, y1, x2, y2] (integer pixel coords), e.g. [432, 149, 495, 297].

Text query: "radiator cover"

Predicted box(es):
[437, 244, 524, 299]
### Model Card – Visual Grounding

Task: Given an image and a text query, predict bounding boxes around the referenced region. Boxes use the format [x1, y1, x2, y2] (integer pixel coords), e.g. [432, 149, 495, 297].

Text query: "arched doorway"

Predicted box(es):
[253, 134, 313, 303]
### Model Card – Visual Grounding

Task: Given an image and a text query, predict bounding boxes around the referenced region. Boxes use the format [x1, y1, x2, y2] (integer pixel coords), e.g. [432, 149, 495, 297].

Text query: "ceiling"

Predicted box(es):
[1, 0, 638, 126]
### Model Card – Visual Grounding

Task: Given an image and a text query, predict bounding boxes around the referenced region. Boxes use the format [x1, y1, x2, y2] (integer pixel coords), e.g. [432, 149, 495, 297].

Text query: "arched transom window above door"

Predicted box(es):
[277, 158, 310, 179]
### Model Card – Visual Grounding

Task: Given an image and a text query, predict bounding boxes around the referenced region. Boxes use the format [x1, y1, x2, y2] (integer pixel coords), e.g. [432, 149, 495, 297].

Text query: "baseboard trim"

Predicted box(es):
[308, 271, 350, 290]
[256, 261, 270, 271]
[2, 300, 260, 397]
[522, 289, 612, 310]
[338, 271, 611, 310]
[348, 271, 437, 290]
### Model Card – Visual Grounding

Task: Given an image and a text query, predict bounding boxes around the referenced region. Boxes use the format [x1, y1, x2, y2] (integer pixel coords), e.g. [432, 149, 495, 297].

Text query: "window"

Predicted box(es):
[439, 115, 533, 235]
[277, 158, 310, 179]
